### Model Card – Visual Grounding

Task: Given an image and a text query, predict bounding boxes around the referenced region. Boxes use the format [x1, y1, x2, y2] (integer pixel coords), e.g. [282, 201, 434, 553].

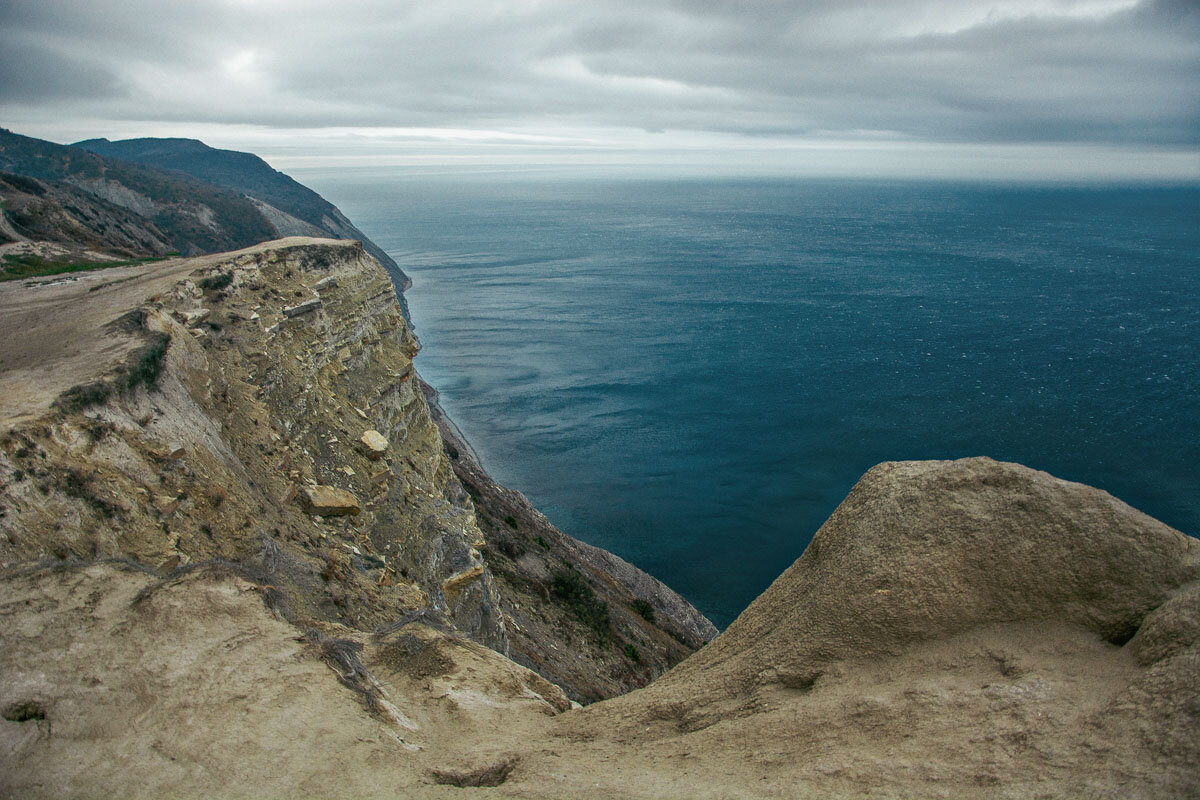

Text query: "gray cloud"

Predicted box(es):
[0, 34, 125, 102]
[1, 0, 1196, 162]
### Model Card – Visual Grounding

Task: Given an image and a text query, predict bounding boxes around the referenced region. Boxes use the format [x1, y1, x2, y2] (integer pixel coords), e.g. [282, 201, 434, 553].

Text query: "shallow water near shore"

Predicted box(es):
[295, 169, 1199, 628]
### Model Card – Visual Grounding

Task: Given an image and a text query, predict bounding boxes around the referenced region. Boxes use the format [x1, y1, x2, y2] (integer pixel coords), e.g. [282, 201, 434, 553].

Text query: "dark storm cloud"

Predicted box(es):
[1, 0, 1196, 149]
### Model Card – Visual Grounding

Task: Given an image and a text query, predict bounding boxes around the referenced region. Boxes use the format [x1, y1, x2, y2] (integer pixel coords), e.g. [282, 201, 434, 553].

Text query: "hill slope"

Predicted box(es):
[0, 128, 276, 257]
[75, 136, 409, 292]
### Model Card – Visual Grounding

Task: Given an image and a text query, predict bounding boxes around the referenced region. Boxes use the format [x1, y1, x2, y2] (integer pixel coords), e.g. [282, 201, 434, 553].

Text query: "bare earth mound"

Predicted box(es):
[561, 458, 1200, 798]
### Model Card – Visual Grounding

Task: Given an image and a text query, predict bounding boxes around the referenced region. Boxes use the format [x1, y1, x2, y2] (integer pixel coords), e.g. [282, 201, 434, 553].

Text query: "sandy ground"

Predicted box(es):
[3, 559, 1195, 800]
[0, 238, 332, 425]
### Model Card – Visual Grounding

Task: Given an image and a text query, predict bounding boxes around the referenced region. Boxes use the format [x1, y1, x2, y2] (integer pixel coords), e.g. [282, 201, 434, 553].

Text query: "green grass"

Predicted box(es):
[54, 312, 171, 412]
[1, 253, 171, 282]
[122, 332, 170, 391]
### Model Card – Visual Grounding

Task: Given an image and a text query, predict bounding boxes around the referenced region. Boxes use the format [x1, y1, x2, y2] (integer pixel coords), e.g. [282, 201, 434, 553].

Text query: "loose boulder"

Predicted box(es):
[359, 430, 388, 459]
[283, 298, 321, 318]
[299, 485, 360, 516]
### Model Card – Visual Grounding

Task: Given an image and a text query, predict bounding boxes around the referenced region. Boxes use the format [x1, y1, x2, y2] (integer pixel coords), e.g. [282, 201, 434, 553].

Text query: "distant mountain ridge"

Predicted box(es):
[74, 136, 410, 293]
[0, 128, 277, 257]
[0, 130, 407, 312]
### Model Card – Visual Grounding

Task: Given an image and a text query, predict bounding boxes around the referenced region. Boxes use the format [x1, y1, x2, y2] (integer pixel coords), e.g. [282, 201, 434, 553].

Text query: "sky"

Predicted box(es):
[1, 0, 1198, 179]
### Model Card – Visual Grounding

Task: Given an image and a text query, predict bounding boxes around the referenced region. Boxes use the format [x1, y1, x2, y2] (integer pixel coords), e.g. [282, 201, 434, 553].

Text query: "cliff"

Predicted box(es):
[0, 237, 712, 699]
[424, 384, 716, 701]
[0, 240, 1196, 797]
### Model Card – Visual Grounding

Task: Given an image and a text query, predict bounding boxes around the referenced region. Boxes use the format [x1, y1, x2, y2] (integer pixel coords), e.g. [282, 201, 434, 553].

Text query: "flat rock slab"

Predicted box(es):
[283, 298, 321, 318]
[359, 429, 389, 459]
[182, 308, 210, 327]
[299, 485, 360, 516]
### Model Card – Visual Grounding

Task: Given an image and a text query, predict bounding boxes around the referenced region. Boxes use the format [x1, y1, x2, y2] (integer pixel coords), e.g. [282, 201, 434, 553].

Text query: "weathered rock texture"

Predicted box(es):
[2, 455, 1196, 798]
[0, 238, 504, 646]
[649, 457, 1198, 705]
[425, 379, 717, 702]
[562, 458, 1200, 798]
[0, 237, 712, 701]
[0, 561, 567, 799]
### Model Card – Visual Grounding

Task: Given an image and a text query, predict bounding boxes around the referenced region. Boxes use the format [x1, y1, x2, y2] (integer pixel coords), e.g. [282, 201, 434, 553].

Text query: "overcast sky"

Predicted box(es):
[2, 0, 1197, 179]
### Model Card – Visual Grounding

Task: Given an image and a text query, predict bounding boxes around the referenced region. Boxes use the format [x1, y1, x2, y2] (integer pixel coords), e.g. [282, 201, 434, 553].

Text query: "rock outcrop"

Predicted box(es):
[559, 458, 1199, 798]
[0, 236, 713, 700]
[645, 457, 1197, 705]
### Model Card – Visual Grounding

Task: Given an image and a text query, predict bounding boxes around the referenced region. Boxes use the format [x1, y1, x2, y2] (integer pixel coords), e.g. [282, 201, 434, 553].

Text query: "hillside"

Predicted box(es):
[1, 239, 1196, 798]
[74, 136, 409, 292]
[1, 131, 407, 313]
[0, 129, 276, 257]
[0, 171, 172, 257]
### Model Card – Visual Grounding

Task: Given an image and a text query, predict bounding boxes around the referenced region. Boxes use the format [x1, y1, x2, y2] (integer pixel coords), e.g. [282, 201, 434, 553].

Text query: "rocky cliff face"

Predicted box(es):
[425, 385, 716, 702]
[0, 237, 503, 644]
[0, 237, 712, 697]
[559, 458, 1200, 797]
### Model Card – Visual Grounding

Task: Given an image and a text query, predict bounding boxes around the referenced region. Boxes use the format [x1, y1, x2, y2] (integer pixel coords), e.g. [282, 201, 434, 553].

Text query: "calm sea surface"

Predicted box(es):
[296, 168, 1199, 628]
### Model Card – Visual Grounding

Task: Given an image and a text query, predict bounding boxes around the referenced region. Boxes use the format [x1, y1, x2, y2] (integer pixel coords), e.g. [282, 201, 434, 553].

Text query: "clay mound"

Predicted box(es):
[547, 458, 1198, 796]
[617, 457, 1197, 703]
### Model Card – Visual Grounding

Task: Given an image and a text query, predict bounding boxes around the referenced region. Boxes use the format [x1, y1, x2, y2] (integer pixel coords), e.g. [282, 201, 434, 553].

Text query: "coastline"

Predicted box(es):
[417, 375, 483, 467]
[418, 375, 718, 701]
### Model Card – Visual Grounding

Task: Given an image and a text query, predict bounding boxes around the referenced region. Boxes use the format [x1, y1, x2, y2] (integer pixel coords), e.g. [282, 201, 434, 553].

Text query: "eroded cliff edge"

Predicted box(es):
[0, 237, 712, 702]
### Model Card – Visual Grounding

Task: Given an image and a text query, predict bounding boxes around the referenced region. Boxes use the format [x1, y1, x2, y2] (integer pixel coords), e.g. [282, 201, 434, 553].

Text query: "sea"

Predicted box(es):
[294, 168, 1199, 629]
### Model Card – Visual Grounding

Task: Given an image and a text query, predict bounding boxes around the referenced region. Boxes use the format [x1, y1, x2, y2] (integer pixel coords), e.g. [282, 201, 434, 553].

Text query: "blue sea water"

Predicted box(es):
[296, 168, 1199, 628]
